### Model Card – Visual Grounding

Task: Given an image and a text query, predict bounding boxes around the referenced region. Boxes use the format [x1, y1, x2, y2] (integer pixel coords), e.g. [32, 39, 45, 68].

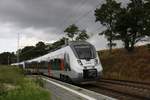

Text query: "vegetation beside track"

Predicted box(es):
[98, 45, 150, 82]
[0, 65, 50, 100]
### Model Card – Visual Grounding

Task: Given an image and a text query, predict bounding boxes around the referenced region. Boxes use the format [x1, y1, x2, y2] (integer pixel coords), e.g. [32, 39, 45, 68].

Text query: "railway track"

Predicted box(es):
[80, 79, 150, 100]
[32, 74, 150, 99]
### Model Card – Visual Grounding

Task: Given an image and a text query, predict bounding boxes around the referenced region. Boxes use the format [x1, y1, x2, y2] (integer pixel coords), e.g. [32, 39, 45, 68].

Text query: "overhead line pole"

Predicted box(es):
[17, 33, 20, 64]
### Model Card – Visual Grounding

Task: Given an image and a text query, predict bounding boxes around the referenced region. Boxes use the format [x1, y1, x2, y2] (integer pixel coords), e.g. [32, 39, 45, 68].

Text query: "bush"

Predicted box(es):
[0, 66, 24, 85]
[99, 45, 150, 82]
[0, 66, 50, 100]
[34, 76, 44, 87]
[0, 83, 5, 95]
[0, 78, 50, 100]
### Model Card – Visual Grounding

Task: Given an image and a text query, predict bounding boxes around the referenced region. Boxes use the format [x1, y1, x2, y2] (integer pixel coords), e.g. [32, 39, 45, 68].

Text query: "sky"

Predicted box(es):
[0, 0, 130, 53]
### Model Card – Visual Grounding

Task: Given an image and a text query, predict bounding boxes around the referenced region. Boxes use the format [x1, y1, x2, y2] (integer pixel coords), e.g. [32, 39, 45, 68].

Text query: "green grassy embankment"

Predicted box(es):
[0, 65, 50, 100]
[98, 45, 150, 82]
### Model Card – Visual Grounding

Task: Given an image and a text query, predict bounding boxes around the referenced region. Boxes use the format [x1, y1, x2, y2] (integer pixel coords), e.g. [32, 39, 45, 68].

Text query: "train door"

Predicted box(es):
[64, 53, 71, 71]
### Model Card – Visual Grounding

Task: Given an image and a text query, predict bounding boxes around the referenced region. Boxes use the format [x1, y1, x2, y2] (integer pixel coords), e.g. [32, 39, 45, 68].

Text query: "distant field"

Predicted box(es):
[98, 45, 150, 82]
[0, 66, 50, 100]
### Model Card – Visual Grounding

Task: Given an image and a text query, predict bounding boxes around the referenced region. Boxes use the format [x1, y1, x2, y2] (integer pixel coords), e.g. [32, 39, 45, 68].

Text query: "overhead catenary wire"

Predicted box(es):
[18, 0, 104, 58]
[59, 0, 104, 33]
[70, 0, 104, 26]
[60, 0, 105, 38]
[58, 0, 91, 30]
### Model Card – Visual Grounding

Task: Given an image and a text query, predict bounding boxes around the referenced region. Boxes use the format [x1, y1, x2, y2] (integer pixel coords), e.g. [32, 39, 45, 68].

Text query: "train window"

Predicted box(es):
[25, 62, 31, 69]
[44, 61, 48, 69]
[55, 59, 61, 70]
[31, 61, 38, 68]
[74, 45, 96, 59]
[51, 60, 55, 70]
[50, 59, 61, 70]
[39, 61, 48, 69]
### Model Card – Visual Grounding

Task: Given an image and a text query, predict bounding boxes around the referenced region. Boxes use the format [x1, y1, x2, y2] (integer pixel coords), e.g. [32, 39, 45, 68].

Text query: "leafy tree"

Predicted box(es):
[51, 37, 68, 50]
[64, 24, 79, 41]
[115, 0, 147, 52]
[0, 52, 16, 65]
[35, 41, 47, 56]
[36, 41, 45, 48]
[19, 46, 36, 61]
[76, 30, 89, 41]
[94, 0, 121, 53]
[143, 0, 150, 37]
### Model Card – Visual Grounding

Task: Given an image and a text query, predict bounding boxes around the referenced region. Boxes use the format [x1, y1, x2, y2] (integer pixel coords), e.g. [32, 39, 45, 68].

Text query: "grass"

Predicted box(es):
[0, 65, 24, 85]
[0, 66, 50, 100]
[98, 45, 150, 82]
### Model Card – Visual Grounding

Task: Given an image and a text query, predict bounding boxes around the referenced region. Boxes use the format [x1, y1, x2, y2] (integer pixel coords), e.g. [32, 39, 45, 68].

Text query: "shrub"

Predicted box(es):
[99, 45, 150, 82]
[34, 76, 44, 87]
[0, 78, 50, 100]
[0, 83, 5, 95]
[0, 66, 50, 100]
[0, 66, 24, 85]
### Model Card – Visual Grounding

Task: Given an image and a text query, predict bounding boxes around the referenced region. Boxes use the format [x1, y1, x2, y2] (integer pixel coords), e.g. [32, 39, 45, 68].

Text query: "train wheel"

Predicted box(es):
[60, 74, 72, 83]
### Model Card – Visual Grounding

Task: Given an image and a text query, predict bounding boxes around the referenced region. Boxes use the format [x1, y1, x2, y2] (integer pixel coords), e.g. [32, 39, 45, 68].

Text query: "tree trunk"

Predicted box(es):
[109, 38, 112, 54]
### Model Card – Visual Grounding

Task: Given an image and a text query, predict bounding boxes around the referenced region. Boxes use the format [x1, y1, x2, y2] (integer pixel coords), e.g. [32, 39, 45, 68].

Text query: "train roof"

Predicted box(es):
[11, 41, 93, 65]
[68, 41, 92, 46]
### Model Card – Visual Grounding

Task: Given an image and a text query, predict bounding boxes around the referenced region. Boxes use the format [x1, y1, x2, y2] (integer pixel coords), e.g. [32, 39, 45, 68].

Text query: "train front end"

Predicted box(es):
[70, 42, 103, 83]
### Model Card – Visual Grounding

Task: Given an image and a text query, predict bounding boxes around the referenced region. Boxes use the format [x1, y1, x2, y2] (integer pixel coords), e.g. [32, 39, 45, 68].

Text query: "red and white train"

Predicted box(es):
[12, 41, 103, 84]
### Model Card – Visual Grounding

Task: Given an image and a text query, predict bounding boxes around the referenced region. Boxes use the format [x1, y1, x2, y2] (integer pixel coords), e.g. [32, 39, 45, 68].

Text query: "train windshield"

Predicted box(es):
[74, 45, 96, 59]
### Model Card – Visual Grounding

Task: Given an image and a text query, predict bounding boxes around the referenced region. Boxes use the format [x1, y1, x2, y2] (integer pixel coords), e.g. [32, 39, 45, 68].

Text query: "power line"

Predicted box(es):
[17, 0, 103, 58]
[58, 0, 90, 30]
[68, 0, 103, 26]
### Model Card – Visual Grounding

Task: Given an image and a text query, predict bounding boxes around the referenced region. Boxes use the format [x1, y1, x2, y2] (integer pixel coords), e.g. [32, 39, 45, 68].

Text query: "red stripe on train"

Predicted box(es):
[60, 59, 64, 70]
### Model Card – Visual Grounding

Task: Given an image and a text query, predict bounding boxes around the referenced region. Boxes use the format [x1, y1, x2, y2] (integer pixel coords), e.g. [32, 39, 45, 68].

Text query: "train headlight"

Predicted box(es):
[77, 60, 83, 65]
[94, 59, 98, 65]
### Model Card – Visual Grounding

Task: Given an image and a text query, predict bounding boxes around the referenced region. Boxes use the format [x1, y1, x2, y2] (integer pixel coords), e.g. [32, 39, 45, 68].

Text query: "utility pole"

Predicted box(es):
[17, 33, 20, 64]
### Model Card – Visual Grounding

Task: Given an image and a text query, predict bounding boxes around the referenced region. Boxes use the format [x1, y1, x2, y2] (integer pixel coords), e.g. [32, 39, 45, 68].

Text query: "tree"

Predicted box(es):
[19, 46, 36, 61]
[19, 42, 47, 61]
[36, 41, 45, 48]
[0, 52, 16, 65]
[51, 37, 68, 50]
[143, 0, 150, 37]
[35, 41, 47, 56]
[64, 24, 79, 41]
[115, 0, 147, 52]
[94, 0, 121, 53]
[76, 30, 89, 41]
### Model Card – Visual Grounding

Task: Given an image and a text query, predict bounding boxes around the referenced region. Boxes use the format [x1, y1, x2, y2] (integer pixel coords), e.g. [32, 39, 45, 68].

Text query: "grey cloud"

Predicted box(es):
[0, 0, 99, 30]
[0, 0, 129, 52]
[0, 0, 103, 41]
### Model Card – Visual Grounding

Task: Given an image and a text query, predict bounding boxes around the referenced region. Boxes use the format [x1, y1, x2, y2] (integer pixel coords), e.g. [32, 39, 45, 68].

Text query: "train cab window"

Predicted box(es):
[74, 45, 96, 59]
